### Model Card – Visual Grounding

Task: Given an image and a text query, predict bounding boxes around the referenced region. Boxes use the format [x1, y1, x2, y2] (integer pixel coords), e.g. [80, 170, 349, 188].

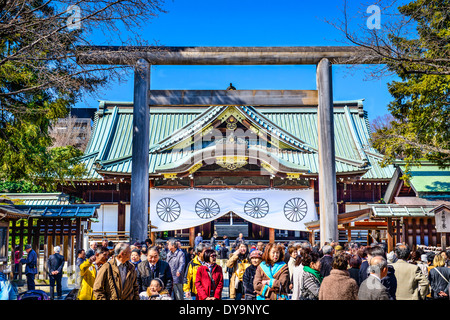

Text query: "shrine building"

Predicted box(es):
[60, 97, 395, 246]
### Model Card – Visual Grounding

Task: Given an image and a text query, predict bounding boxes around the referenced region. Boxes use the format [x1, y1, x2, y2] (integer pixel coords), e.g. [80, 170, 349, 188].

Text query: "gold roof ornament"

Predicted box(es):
[226, 82, 236, 90]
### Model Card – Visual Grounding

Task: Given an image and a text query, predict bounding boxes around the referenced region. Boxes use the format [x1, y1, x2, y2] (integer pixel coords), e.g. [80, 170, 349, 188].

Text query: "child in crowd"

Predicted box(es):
[139, 278, 172, 300]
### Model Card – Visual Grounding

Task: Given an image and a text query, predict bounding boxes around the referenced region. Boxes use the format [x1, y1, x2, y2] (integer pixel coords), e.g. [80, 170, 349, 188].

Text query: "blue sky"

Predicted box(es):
[77, 0, 399, 122]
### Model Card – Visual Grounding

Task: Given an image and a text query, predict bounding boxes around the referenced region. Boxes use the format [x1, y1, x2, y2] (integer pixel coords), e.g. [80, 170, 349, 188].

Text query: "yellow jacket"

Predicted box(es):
[183, 255, 203, 295]
[226, 253, 250, 299]
[77, 259, 98, 300]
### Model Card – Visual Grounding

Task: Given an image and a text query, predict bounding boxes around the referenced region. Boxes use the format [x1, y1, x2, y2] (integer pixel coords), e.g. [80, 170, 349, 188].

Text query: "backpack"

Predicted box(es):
[17, 290, 50, 300]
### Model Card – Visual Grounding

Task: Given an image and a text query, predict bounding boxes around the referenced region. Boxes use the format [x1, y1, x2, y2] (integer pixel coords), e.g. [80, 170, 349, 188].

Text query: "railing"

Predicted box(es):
[86, 231, 130, 243]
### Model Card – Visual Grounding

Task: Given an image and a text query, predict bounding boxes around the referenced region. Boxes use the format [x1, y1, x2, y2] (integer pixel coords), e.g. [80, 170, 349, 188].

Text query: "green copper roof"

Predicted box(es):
[79, 100, 395, 180]
[368, 204, 436, 218]
[398, 162, 450, 196]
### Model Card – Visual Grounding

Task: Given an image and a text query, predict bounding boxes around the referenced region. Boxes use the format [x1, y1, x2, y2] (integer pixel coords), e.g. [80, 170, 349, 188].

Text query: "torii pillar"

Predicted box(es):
[317, 58, 338, 247]
[130, 59, 151, 243]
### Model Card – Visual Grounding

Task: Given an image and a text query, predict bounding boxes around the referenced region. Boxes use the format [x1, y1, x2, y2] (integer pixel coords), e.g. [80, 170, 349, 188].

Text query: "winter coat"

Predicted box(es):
[288, 257, 296, 282]
[359, 259, 369, 283]
[319, 255, 333, 278]
[77, 260, 99, 300]
[166, 249, 186, 284]
[383, 265, 398, 300]
[20, 249, 37, 275]
[319, 269, 359, 300]
[253, 261, 289, 300]
[390, 260, 429, 300]
[195, 264, 223, 300]
[0, 272, 17, 300]
[243, 264, 258, 298]
[218, 246, 229, 259]
[47, 253, 65, 275]
[226, 252, 250, 299]
[428, 266, 450, 299]
[348, 267, 361, 286]
[194, 236, 203, 247]
[300, 268, 321, 300]
[358, 274, 391, 300]
[93, 258, 139, 300]
[137, 259, 173, 294]
[183, 255, 203, 295]
[291, 264, 304, 300]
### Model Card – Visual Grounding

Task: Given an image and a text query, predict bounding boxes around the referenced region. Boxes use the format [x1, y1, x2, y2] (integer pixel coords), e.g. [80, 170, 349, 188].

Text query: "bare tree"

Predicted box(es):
[326, 0, 450, 169]
[0, 0, 167, 184]
[0, 0, 167, 110]
[325, 0, 450, 77]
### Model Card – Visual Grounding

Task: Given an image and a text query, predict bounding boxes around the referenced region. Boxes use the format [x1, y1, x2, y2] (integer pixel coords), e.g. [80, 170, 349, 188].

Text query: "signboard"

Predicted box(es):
[434, 206, 450, 233]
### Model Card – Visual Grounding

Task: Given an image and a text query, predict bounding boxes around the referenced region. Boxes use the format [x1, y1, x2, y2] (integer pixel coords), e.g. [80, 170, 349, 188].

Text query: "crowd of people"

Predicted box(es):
[2, 233, 450, 301]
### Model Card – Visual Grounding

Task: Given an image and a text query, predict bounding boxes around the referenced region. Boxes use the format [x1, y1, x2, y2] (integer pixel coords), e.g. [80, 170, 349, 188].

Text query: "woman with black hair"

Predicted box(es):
[194, 249, 224, 300]
[291, 247, 310, 300]
[300, 251, 322, 300]
[226, 242, 250, 300]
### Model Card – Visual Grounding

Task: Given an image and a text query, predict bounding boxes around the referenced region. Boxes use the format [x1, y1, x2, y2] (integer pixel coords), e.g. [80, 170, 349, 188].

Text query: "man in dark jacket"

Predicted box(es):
[47, 246, 65, 299]
[319, 245, 334, 278]
[137, 246, 173, 294]
[20, 244, 38, 290]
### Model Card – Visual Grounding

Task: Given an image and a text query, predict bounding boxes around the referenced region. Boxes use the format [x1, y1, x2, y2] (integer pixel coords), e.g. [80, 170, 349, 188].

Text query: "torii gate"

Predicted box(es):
[77, 46, 380, 247]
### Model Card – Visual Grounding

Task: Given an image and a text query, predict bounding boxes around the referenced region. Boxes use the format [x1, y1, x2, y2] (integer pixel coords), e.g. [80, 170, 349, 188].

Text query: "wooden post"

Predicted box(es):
[346, 226, 352, 244]
[269, 228, 275, 243]
[317, 58, 338, 247]
[442, 234, 447, 252]
[189, 227, 195, 248]
[387, 217, 394, 253]
[130, 58, 151, 243]
[150, 231, 156, 245]
[309, 231, 315, 245]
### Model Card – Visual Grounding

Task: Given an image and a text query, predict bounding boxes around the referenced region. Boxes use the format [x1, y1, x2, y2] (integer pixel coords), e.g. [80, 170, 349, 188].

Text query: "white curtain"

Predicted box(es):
[149, 188, 317, 232]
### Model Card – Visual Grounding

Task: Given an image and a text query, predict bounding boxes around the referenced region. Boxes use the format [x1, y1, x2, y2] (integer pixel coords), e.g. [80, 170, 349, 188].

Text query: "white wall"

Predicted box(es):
[345, 203, 369, 212]
[91, 204, 118, 232]
[125, 204, 130, 232]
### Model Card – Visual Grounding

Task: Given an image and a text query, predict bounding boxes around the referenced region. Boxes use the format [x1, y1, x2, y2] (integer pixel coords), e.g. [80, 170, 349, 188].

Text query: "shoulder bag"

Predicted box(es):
[433, 267, 449, 283]
[108, 263, 121, 299]
[205, 267, 216, 298]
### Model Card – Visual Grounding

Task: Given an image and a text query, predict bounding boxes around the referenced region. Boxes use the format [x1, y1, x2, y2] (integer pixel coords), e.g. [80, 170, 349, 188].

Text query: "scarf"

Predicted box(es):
[205, 262, 215, 272]
[303, 265, 323, 283]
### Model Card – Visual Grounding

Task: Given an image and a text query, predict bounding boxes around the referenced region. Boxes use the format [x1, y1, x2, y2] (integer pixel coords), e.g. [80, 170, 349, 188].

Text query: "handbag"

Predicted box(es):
[277, 282, 289, 300]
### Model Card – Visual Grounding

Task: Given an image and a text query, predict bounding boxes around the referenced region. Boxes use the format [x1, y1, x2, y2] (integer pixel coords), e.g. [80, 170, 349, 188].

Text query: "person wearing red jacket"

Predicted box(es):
[194, 249, 223, 300]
